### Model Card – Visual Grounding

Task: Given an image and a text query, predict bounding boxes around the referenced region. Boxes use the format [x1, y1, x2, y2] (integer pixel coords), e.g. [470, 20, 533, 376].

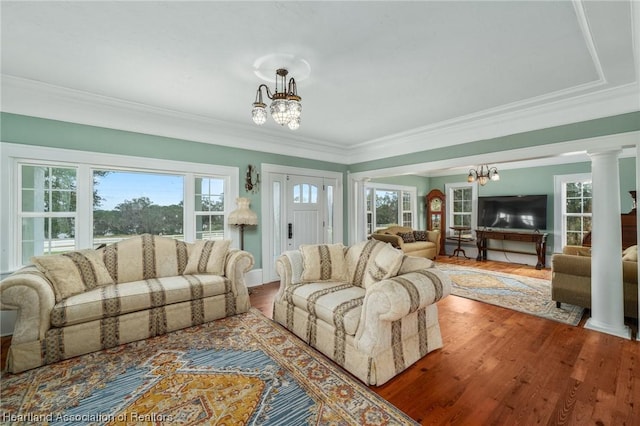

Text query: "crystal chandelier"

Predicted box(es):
[252, 68, 301, 130]
[467, 164, 500, 186]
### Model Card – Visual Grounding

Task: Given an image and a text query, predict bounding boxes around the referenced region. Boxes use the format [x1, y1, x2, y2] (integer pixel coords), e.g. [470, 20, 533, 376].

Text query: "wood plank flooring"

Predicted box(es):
[2, 256, 637, 424]
[251, 256, 639, 425]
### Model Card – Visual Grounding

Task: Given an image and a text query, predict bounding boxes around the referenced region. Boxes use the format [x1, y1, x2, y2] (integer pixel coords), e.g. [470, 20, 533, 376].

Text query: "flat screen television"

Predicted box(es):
[477, 195, 548, 231]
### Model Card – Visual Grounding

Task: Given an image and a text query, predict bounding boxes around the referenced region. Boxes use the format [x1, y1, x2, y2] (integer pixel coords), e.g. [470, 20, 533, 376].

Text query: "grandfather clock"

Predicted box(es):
[426, 189, 446, 255]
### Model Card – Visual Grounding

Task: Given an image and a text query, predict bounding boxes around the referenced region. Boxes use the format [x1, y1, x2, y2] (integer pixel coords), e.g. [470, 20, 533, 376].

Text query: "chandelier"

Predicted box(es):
[467, 164, 500, 186]
[251, 68, 301, 130]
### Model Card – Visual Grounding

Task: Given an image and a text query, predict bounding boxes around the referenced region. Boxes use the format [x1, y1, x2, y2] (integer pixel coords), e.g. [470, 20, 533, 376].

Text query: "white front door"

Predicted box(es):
[261, 165, 343, 283]
[285, 174, 325, 250]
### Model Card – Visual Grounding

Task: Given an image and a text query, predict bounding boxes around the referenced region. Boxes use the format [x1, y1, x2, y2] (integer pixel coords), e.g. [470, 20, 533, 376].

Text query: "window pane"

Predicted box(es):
[195, 177, 224, 212]
[375, 190, 398, 229]
[562, 179, 592, 247]
[273, 181, 281, 259]
[403, 192, 411, 210]
[93, 170, 184, 241]
[196, 214, 224, 240]
[22, 165, 77, 213]
[22, 217, 76, 261]
[326, 185, 334, 243]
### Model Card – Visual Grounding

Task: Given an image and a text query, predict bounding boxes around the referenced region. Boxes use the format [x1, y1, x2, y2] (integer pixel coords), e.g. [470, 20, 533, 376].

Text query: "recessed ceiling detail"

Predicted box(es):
[0, 1, 637, 165]
[253, 53, 311, 83]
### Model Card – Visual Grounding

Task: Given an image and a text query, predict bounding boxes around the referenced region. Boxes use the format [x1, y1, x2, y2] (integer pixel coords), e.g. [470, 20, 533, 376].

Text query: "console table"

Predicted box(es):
[475, 229, 548, 269]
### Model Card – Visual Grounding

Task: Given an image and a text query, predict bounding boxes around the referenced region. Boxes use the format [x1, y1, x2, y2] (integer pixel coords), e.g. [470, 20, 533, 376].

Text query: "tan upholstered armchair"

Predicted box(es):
[551, 245, 638, 318]
[370, 225, 440, 260]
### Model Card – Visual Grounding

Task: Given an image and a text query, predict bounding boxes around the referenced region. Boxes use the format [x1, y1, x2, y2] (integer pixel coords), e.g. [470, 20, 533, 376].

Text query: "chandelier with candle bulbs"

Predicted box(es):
[251, 68, 301, 130]
[467, 164, 500, 186]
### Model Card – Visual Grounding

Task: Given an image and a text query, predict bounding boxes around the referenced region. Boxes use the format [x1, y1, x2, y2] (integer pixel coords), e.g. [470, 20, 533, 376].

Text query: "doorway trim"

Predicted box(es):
[260, 164, 344, 283]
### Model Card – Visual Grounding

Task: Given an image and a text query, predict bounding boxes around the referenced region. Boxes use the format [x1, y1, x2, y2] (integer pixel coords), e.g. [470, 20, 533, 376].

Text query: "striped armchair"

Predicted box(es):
[273, 239, 451, 386]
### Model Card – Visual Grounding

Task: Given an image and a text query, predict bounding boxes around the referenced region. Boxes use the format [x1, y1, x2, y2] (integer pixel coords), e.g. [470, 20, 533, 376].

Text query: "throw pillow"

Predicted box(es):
[31, 249, 114, 303]
[300, 244, 347, 282]
[622, 245, 637, 256]
[413, 230, 428, 241]
[345, 240, 404, 288]
[363, 241, 405, 288]
[184, 239, 231, 275]
[398, 232, 416, 243]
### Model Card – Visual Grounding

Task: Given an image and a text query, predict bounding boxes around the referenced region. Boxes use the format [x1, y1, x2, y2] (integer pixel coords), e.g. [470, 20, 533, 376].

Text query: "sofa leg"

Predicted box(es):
[556, 301, 561, 309]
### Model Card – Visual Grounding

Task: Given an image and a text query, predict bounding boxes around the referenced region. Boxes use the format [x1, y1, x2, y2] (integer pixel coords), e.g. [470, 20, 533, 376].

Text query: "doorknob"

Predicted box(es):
[288, 223, 293, 239]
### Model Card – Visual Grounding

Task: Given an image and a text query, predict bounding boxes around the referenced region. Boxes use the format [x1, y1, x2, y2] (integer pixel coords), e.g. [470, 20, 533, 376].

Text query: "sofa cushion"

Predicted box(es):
[286, 281, 365, 336]
[99, 234, 190, 284]
[346, 240, 405, 288]
[300, 244, 347, 282]
[398, 232, 416, 243]
[50, 274, 230, 327]
[184, 239, 231, 275]
[32, 249, 114, 303]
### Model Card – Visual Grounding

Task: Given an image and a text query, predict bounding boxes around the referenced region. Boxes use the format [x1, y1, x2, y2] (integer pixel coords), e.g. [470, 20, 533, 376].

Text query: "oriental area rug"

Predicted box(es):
[437, 264, 585, 326]
[0, 309, 417, 426]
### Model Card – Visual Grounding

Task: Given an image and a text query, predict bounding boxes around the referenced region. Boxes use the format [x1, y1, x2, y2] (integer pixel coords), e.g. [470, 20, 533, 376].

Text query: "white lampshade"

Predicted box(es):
[228, 197, 258, 226]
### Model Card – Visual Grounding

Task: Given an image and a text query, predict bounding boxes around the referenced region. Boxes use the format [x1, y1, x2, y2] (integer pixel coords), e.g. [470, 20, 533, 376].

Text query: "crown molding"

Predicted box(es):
[0, 75, 347, 164]
[1, 74, 637, 167]
[350, 131, 640, 181]
[345, 82, 639, 164]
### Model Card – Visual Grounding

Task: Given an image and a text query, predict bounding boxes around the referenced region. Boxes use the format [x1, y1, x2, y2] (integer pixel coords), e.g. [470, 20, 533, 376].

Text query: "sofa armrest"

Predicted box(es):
[551, 254, 592, 278]
[370, 233, 404, 249]
[274, 250, 305, 302]
[0, 266, 56, 345]
[427, 230, 441, 255]
[224, 249, 254, 296]
[355, 268, 451, 356]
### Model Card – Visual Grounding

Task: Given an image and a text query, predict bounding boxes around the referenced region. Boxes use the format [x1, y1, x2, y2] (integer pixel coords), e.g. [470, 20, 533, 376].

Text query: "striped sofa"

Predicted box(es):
[0, 234, 254, 373]
[273, 239, 451, 386]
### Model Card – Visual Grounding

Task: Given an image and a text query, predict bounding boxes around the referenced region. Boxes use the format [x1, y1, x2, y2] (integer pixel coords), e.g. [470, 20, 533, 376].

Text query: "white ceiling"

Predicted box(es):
[1, 1, 639, 168]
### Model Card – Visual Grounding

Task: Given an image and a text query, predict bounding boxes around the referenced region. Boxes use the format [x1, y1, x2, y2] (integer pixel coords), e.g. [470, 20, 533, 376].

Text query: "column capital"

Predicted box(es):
[587, 148, 622, 158]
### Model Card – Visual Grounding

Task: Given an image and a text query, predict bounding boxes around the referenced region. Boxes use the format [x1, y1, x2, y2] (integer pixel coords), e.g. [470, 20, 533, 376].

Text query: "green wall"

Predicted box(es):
[0, 113, 349, 268]
[349, 111, 640, 173]
[2, 111, 638, 271]
[428, 158, 636, 251]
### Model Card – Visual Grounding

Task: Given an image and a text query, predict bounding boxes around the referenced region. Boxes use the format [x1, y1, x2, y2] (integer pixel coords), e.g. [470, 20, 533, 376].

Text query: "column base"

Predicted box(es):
[585, 318, 632, 340]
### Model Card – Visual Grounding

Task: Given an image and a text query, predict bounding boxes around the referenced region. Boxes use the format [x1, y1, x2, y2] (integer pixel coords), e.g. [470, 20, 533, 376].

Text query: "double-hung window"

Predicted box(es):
[364, 183, 417, 235]
[444, 182, 477, 238]
[554, 173, 592, 248]
[19, 165, 78, 264]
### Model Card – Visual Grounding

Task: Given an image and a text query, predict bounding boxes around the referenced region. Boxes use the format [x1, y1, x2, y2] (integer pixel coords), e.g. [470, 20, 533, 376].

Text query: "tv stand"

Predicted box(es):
[475, 229, 548, 270]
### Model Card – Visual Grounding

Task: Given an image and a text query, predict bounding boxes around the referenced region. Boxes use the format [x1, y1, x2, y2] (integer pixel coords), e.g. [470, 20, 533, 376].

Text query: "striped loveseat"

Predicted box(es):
[273, 239, 451, 386]
[0, 234, 253, 373]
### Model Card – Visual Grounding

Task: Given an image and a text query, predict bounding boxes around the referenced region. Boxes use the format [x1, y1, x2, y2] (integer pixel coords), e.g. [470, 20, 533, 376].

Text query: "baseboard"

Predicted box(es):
[245, 268, 265, 287]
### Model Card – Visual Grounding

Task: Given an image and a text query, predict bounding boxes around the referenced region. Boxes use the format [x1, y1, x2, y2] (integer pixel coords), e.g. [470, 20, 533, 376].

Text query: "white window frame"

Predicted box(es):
[363, 182, 417, 234]
[553, 172, 592, 252]
[444, 181, 478, 237]
[1, 142, 239, 273]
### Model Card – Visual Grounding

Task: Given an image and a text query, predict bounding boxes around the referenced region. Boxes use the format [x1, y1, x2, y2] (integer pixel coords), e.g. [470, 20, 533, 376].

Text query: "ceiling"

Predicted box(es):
[1, 1, 638, 169]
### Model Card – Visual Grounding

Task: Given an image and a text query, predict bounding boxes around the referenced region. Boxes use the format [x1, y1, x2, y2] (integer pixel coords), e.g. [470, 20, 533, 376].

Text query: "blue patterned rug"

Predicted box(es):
[438, 264, 584, 325]
[1, 309, 417, 425]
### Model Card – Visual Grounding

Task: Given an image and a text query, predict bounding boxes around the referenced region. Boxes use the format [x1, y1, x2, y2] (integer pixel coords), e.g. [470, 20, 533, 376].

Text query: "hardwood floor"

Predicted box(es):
[251, 256, 639, 425]
[2, 257, 636, 424]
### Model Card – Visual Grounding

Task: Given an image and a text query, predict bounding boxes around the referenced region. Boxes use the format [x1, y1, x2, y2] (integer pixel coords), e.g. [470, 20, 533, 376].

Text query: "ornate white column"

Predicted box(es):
[585, 149, 630, 339]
